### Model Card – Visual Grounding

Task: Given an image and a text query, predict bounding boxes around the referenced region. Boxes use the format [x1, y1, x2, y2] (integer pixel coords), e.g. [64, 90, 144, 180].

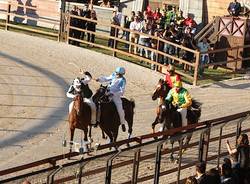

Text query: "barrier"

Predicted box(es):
[1, 111, 250, 183]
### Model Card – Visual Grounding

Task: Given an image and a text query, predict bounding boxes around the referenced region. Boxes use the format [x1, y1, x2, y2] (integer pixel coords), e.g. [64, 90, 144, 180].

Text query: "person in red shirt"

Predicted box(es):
[164, 65, 181, 88]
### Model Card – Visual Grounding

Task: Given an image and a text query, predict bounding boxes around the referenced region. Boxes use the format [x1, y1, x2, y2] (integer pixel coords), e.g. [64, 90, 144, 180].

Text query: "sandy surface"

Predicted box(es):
[0, 30, 250, 180]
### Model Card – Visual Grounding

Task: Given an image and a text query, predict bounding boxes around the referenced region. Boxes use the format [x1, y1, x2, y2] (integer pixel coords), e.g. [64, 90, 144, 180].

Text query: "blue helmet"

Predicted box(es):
[115, 67, 125, 75]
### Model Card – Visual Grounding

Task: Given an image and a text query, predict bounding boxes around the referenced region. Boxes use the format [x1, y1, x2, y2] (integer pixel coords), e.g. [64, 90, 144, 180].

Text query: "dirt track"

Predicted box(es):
[0, 30, 250, 175]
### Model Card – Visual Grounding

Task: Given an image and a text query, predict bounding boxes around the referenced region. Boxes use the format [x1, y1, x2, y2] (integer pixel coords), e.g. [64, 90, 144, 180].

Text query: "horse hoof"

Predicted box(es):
[175, 159, 179, 164]
[62, 140, 67, 147]
[121, 124, 126, 132]
[170, 155, 174, 162]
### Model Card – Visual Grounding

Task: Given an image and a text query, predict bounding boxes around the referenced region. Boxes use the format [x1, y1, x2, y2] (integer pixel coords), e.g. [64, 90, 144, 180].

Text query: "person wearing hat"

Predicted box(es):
[66, 69, 96, 125]
[164, 64, 182, 88]
[96, 67, 127, 131]
[165, 81, 192, 127]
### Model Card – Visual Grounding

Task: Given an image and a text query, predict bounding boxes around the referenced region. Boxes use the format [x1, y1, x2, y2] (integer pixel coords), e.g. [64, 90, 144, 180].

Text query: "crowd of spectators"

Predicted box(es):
[185, 133, 250, 184]
[68, 4, 213, 76]
[69, 4, 97, 47]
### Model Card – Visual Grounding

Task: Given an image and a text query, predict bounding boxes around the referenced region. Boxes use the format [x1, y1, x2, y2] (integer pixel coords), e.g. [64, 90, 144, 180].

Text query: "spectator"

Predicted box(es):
[138, 22, 152, 58]
[226, 134, 250, 183]
[86, 10, 97, 45]
[153, 8, 162, 20]
[108, 10, 120, 48]
[185, 176, 198, 184]
[197, 37, 211, 76]
[228, 0, 241, 16]
[206, 168, 221, 184]
[100, 0, 110, 8]
[195, 162, 210, 184]
[220, 163, 237, 184]
[22, 180, 31, 184]
[120, 15, 131, 50]
[69, 5, 80, 46]
[129, 15, 143, 54]
[176, 10, 185, 27]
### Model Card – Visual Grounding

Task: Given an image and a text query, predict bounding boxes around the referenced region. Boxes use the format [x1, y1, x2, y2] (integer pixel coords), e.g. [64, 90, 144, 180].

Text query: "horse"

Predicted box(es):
[151, 78, 171, 133]
[68, 95, 92, 154]
[157, 100, 201, 161]
[92, 85, 135, 146]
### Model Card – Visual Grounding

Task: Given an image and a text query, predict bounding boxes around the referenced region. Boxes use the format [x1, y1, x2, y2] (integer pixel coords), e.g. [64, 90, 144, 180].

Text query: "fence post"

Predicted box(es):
[58, 0, 66, 42]
[198, 127, 211, 163]
[105, 150, 121, 184]
[217, 127, 223, 168]
[112, 25, 118, 57]
[131, 149, 141, 184]
[154, 142, 163, 184]
[66, 14, 70, 44]
[193, 51, 200, 86]
[5, 3, 11, 31]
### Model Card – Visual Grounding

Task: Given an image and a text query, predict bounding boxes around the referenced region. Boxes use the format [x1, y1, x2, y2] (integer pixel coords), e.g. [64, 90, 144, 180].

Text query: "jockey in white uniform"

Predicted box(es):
[96, 67, 127, 130]
[66, 70, 96, 125]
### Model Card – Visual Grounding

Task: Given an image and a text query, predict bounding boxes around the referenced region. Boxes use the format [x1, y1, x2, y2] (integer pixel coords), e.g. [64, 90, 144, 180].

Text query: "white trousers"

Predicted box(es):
[177, 108, 187, 127]
[112, 95, 126, 126]
[69, 98, 96, 124]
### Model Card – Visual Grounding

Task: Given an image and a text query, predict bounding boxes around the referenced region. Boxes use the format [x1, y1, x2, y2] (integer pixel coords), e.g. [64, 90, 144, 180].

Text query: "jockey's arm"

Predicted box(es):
[97, 73, 114, 83]
[180, 91, 192, 108]
[165, 89, 173, 103]
[66, 85, 76, 98]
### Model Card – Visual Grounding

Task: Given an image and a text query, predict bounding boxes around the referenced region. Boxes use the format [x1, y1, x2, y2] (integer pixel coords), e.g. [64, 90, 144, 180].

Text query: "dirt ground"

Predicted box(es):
[0, 30, 250, 176]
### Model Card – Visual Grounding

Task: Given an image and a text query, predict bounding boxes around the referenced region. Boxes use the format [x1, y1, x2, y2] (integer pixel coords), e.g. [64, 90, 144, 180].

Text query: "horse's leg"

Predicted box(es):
[69, 127, 75, 157]
[102, 130, 107, 139]
[83, 127, 89, 153]
[182, 133, 192, 154]
[170, 138, 175, 162]
[152, 116, 159, 134]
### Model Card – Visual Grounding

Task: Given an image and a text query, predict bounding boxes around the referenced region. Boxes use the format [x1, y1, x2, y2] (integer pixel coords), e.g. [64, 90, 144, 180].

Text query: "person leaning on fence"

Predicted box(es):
[197, 37, 211, 77]
[165, 81, 192, 127]
[86, 10, 97, 45]
[226, 133, 250, 183]
[129, 15, 143, 54]
[164, 64, 181, 88]
[108, 10, 120, 48]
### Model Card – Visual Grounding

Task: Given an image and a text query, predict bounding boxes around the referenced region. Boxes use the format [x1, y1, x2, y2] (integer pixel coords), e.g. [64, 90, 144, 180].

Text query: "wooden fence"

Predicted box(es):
[0, 2, 250, 85]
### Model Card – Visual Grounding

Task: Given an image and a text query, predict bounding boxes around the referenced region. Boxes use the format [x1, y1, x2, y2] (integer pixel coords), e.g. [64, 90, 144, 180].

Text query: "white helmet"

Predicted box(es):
[73, 78, 81, 92]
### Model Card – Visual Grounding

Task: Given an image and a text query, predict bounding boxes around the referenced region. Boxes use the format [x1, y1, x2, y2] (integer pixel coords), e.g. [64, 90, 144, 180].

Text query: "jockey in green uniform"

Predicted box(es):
[165, 81, 192, 126]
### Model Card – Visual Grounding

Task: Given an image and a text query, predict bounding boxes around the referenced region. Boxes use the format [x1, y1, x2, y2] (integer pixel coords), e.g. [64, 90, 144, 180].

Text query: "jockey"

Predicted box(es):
[66, 70, 96, 125]
[96, 67, 127, 130]
[164, 65, 181, 88]
[165, 81, 192, 127]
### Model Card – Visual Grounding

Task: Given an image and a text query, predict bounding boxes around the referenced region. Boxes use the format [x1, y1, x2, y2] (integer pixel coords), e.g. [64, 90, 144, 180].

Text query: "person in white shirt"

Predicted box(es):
[129, 16, 143, 54]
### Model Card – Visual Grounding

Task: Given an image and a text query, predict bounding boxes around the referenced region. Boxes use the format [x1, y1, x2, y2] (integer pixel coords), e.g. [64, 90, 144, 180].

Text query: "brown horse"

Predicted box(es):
[68, 95, 92, 153]
[151, 79, 171, 133]
[92, 85, 135, 146]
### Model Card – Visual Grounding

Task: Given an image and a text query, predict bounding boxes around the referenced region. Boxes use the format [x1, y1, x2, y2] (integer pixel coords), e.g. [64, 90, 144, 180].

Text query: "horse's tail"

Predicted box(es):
[191, 99, 202, 119]
[130, 98, 135, 109]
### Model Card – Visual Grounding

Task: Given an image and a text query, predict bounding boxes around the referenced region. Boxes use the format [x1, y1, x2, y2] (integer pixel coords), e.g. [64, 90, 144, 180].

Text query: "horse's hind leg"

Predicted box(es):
[152, 117, 159, 133]
[69, 127, 75, 158]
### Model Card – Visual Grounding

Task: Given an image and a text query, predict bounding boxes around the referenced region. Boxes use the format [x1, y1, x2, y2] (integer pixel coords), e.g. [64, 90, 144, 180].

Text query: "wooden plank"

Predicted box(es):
[6, 23, 59, 37]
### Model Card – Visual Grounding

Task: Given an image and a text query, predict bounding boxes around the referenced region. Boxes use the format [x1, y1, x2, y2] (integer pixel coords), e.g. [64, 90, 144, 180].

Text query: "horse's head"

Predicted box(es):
[92, 85, 108, 103]
[73, 95, 83, 115]
[157, 102, 177, 124]
[152, 79, 170, 101]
